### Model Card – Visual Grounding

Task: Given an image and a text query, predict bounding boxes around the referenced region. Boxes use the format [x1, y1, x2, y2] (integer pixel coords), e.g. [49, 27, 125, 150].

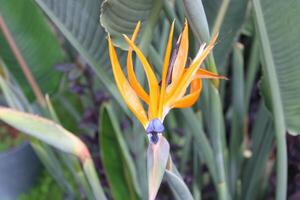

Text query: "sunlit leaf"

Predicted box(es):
[0, 107, 89, 160]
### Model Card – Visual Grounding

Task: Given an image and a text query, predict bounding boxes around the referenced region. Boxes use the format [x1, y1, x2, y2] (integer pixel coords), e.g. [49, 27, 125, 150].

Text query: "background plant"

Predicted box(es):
[0, 0, 299, 200]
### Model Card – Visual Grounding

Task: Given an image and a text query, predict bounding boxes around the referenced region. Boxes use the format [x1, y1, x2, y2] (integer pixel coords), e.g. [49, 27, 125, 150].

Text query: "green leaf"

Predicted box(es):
[0, 106, 107, 199]
[207, 85, 231, 200]
[165, 170, 193, 200]
[100, 0, 154, 49]
[229, 44, 245, 195]
[100, 104, 141, 200]
[252, 0, 300, 199]
[254, 0, 300, 135]
[0, 107, 88, 159]
[82, 157, 107, 200]
[180, 109, 217, 184]
[165, 157, 193, 200]
[182, 0, 211, 42]
[34, 0, 128, 114]
[0, 0, 65, 98]
[147, 136, 170, 200]
[203, 0, 249, 69]
[0, 62, 78, 197]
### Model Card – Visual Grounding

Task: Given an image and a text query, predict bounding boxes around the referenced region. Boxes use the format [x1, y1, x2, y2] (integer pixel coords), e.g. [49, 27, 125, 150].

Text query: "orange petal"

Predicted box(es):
[172, 78, 202, 108]
[127, 22, 150, 104]
[123, 35, 160, 119]
[108, 36, 148, 127]
[170, 20, 189, 87]
[166, 33, 218, 104]
[158, 21, 175, 120]
[194, 68, 228, 80]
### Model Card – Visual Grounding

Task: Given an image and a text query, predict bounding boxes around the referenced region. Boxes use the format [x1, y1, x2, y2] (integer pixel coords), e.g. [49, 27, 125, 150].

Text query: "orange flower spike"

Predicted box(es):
[108, 36, 148, 127]
[172, 68, 227, 108]
[108, 21, 227, 144]
[123, 35, 160, 119]
[166, 33, 219, 105]
[127, 22, 150, 104]
[158, 21, 175, 120]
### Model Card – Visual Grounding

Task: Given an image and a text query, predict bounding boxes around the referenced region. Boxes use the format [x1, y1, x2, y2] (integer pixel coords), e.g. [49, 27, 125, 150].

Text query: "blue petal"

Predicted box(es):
[146, 118, 164, 133]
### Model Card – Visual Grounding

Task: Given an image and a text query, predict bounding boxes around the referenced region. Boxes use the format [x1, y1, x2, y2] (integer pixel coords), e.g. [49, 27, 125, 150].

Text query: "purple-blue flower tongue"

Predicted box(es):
[146, 118, 164, 134]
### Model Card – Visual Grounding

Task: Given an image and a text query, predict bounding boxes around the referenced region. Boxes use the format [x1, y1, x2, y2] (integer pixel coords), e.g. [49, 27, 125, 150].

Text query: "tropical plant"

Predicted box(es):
[0, 0, 299, 200]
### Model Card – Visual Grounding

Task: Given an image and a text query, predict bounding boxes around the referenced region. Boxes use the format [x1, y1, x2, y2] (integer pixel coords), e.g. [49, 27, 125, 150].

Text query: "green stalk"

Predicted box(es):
[162, 0, 182, 34]
[181, 109, 218, 185]
[253, 0, 287, 199]
[208, 86, 231, 200]
[83, 158, 107, 200]
[229, 44, 245, 196]
[244, 36, 259, 110]
[208, 0, 230, 86]
[211, 0, 230, 37]
[45, 96, 94, 199]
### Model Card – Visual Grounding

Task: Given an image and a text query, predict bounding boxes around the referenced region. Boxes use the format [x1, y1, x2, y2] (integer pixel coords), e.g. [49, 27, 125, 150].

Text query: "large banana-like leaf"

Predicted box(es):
[34, 0, 128, 113]
[100, 0, 154, 49]
[0, 0, 65, 98]
[254, 0, 300, 135]
[202, 0, 248, 69]
[254, 1, 300, 198]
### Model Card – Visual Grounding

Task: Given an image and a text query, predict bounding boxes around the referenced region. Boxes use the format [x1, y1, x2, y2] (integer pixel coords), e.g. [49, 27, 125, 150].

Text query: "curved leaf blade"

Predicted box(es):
[0, 106, 108, 199]
[165, 156, 193, 200]
[165, 170, 193, 200]
[254, 0, 300, 135]
[0, 107, 89, 160]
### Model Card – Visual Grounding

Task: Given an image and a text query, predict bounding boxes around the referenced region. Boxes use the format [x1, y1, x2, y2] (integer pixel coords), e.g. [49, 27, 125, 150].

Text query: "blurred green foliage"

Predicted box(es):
[0, 124, 26, 152]
[0, 0, 65, 99]
[18, 170, 63, 200]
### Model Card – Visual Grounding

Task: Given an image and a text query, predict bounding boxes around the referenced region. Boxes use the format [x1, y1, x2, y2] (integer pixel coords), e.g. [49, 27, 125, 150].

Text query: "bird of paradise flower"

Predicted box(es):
[108, 20, 226, 144]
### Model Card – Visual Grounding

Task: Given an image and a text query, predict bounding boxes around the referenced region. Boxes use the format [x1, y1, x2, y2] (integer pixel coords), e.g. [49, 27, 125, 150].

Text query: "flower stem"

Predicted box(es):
[211, 0, 230, 37]
[253, 0, 287, 199]
[0, 15, 46, 107]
